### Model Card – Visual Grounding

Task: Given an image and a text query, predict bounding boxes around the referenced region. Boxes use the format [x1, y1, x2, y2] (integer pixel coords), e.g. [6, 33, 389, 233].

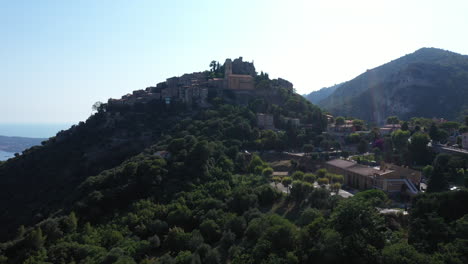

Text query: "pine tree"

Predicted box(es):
[427, 168, 449, 192]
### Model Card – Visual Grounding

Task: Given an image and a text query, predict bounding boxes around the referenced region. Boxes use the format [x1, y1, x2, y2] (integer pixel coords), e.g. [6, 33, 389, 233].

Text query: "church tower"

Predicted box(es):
[224, 59, 232, 77]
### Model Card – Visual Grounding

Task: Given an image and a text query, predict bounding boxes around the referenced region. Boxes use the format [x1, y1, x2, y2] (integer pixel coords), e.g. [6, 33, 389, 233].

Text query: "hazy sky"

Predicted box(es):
[2, 0, 468, 124]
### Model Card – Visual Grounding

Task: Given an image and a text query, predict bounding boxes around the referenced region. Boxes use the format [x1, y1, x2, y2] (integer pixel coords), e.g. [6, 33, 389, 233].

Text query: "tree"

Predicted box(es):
[386, 116, 400, 125]
[200, 219, 221, 243]
[316, 168, 327, 178]
[16, 225, 26, 239]
[303, 144, 314, 153]
[429, 123, 440, 142]
[408, 132, 431, 165]
[209, 60, 217, 72]
[248, 155, 265, 173]
[317, 177, 329, 186]
[292, 171, 304, 181]
[167, 204, 193, 228]
[92, 101, 103, 113]
[354, 189, 388, 207]
[165, 227, 191, 251]
[25, 227, 45, 250]
[303, 173, 316, 183]
[331, 182, 341, 193]
[439, 121, 460, 131]
[454, 168, 466, 186]
[225, 216, 246, 238]
[149, 234, 161, 248]
[262, 167, 273, 177]
[427, 168, 449, 192]
[401, 121, 409, 131]
[382, 242, 431, 264]
[357, 140, 368, 154]
[352, 119, 365, 131]
[297, 208, 322, 226]
[272, 176, 281, 187]
[335, 116, 345, 126]
[282, 177, 293, 193]
[422, 165, 433, 179]
[291, 180, 314, 200]
[62, 211, 78, 233]
[347, 133, 361, 144]
[175, 251, 192, 264]
[330, 198, 385, 262]
[331, 174, 344, 184]
[391, 129, 410, 151]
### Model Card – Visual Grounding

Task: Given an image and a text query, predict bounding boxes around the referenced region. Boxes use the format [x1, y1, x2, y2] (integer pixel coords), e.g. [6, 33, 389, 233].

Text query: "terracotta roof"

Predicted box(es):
[326, 159, 392, 177]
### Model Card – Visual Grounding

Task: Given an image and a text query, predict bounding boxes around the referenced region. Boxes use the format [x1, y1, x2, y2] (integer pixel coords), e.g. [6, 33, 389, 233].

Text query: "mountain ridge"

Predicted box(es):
[305, 47, 468, 123]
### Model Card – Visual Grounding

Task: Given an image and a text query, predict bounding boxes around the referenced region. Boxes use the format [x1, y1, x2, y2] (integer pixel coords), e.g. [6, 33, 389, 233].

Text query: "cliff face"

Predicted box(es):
[311, 48, 468, 123]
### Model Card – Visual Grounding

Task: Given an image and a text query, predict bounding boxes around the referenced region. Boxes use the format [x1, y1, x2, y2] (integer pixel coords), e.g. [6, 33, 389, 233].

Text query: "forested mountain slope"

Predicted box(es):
[311, 48, 468, 123]
[303, 84, 340, 104]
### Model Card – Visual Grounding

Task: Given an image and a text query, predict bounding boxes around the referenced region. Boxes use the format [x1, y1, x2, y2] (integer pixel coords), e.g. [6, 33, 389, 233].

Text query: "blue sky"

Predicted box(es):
[2, 0, 468, 124]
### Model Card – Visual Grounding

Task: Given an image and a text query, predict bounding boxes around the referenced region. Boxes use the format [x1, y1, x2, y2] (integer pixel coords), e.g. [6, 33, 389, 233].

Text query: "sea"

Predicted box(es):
[0, 150, 15, 161]
[0, 123, 73, 161]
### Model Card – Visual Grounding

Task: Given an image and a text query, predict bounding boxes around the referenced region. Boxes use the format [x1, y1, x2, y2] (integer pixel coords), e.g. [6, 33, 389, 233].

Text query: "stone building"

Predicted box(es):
[257, 113, 275, 130]
[107, 57, 259, 108]
[325, 159, 421, 196]
[462, 132, 468, 150]
[224, 58, 255, 90]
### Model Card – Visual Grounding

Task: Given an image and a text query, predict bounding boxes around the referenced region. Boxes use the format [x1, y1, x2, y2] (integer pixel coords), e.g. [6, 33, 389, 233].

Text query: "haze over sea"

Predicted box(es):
[0, 123, 72, 161]
[0, 123, 72, 138]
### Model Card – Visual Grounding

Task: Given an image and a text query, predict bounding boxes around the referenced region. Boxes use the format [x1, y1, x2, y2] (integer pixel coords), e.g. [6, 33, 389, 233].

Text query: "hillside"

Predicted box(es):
[303, 83, 340, 104]
[311, 48, 468, 123]
[0, 58, 325, 241]
[0, 136, 46, 154]
[0, 58, 467, 264]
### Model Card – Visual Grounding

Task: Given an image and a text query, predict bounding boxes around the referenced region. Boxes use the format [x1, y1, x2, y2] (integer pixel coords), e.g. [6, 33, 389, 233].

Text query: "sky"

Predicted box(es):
[2, 0, 468, 124]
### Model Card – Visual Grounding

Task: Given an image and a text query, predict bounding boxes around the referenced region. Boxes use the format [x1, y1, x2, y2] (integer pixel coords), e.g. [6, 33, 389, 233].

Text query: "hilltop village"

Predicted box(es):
[108, 57, 292, 109]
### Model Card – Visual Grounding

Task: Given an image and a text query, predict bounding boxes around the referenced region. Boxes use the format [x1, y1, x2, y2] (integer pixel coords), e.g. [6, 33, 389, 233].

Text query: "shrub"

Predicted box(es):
[317, 177, 329, 186]
[303, 173, 316, 183]
[292, 171, 304, 181]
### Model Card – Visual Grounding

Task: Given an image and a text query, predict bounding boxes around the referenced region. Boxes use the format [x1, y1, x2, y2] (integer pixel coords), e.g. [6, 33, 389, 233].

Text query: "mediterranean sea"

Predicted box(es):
[0, 123, 73, 138]
[0, 150, 15, 161]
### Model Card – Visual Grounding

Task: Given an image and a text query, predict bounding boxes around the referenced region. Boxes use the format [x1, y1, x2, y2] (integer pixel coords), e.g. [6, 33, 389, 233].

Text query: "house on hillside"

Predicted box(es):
[325, 159, 421, 196]
[379, 124, 401, 136]
[462, 132, 468, 150]
[257, 113, 275, 130]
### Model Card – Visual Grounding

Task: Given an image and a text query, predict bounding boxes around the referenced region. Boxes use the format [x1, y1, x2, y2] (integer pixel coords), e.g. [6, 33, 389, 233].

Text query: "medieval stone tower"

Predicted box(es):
[224, 59, 232, 77]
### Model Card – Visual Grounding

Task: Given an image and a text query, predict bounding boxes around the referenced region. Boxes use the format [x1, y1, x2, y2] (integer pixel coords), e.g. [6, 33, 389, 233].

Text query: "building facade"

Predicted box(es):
[257, 113, 275, 130]
[325, 159, 421, 195]
[462, 132, 468, 150]
[224, 59, 255, 90]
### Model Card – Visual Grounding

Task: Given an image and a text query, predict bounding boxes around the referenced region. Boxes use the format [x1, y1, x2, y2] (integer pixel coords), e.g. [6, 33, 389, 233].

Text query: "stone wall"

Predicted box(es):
[232, 57, 256, 76]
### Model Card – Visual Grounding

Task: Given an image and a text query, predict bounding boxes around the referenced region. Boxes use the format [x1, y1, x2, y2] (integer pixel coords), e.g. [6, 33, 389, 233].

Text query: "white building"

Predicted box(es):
[462, 132, 468, 150]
